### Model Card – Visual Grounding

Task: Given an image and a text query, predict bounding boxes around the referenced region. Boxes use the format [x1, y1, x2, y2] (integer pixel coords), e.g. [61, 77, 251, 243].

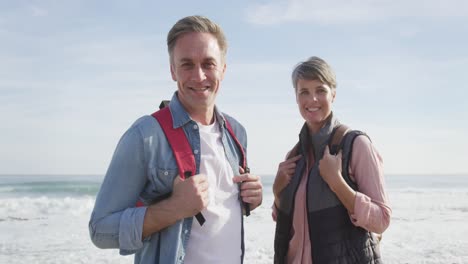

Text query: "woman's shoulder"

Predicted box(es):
[350, 132, 383, 163]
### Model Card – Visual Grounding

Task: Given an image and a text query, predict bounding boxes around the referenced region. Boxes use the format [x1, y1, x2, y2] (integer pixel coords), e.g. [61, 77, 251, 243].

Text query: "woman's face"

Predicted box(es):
[295, 78, 336, 134]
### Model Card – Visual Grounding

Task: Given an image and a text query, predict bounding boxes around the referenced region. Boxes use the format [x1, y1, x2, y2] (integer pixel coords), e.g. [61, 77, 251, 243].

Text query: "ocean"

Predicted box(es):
[1, 174, 467, 264]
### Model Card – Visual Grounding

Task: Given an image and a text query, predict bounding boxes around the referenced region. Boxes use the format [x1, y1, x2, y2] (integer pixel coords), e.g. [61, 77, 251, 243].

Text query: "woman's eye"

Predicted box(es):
[318, 89, 327, 94]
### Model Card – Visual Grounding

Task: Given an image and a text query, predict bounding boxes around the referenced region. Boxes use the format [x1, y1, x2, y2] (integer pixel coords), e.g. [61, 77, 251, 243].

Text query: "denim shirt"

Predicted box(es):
[89, 93, 247, 264]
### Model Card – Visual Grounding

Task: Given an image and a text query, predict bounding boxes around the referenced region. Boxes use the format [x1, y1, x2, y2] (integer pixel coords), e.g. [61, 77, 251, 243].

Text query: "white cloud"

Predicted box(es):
[245, 0, 468, 25]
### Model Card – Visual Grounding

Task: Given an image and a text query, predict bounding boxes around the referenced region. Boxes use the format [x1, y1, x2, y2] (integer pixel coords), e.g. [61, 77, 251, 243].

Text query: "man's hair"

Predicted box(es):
[291, 56, 337, 90]
[167, 15, 227, 61]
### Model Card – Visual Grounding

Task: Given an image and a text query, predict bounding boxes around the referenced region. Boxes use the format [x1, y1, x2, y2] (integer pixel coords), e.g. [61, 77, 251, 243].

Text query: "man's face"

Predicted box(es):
[170, 32, 226, 115]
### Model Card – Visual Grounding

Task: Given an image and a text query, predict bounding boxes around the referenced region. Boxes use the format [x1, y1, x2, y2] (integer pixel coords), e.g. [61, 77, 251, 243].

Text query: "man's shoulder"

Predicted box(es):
[132, 115, 156, 127]
[222, 113, 246, 132]
[222, 112, 247, 146]
[128, 115, 162, 136]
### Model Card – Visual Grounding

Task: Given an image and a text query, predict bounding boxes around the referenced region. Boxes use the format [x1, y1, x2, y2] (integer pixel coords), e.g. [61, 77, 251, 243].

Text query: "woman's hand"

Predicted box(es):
[319, 145, 357, 213]
[318, 146, 344, 191]
[273, 154, 302, 201]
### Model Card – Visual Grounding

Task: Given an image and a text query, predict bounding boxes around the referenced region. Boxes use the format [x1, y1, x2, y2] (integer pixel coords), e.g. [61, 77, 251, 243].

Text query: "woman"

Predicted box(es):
[272, 56, 391, 264]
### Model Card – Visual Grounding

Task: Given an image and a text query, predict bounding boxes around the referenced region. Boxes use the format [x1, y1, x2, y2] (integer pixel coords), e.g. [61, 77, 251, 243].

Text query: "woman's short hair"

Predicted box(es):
[291, 56, 337, 90]
[167, 15, 227, 61]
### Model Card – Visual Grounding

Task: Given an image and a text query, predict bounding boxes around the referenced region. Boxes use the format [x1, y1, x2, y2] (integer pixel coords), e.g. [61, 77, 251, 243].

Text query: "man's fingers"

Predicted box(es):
[239, 188, 262, 198]
[174, 174, 209, 192]
[187, 173, 207, 184]
[173, 175, 182, 186]
[233, 173, 259, 183]
[239, 180, 262, 190]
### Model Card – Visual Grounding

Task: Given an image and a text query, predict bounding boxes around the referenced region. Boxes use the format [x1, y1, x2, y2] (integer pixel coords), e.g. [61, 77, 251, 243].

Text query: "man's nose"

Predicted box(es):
[191, 65, 206, 81]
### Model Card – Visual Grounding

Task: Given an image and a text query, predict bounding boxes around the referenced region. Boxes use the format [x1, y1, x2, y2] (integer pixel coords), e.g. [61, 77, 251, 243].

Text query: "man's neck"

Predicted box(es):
[190, 107, 215, 125]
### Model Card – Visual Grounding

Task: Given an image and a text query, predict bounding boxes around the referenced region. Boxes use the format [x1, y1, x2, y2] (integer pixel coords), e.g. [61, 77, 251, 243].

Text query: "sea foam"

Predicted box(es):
[1, 175, 467, 263]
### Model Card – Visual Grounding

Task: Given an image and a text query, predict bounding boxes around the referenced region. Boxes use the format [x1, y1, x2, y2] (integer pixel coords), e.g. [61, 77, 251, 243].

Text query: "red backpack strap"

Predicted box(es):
[225, 119, 252, 216]
[152, 107, 196, 179]
[224, 119, 247, 169]
[150, 106, 205, 225]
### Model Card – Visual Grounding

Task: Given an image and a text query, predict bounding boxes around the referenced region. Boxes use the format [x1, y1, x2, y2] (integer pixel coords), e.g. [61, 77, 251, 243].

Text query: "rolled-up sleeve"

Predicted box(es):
[118, 206, 147, 253]
[348, 136, 392, 234]
[89, 125, 149, 253]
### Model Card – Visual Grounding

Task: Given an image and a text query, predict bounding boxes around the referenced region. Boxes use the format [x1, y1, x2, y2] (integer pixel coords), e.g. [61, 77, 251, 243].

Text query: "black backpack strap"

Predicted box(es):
[326, 124, 371, 190]
[341, 130, 370, 190]
[159, 100, 170, 109]
[328, 124, 350, 155]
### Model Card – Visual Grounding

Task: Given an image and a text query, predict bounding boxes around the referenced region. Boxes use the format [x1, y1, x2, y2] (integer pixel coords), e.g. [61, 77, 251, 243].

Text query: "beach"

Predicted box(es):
[1, 174, 467, 263]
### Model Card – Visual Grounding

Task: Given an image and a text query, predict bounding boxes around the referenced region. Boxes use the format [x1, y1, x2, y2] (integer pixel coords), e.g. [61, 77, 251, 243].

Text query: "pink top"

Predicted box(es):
[273, 136, 392, 264]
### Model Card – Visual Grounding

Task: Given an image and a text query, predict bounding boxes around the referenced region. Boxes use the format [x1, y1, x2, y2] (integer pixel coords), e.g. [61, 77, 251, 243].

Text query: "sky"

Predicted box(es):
[1, 0, 467, 176]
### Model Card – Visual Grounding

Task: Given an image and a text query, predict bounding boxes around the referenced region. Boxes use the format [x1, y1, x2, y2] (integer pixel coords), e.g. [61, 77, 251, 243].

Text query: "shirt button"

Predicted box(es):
[184, 229, 188, 234]
[193, 124, 198, 130]
[164, 171, 168, 176]
[194, 149, 199, 154]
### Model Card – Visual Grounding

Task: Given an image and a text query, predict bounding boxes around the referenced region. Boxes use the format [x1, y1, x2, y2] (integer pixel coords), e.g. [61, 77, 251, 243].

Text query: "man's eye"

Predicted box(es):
[204, 63, 216, 69]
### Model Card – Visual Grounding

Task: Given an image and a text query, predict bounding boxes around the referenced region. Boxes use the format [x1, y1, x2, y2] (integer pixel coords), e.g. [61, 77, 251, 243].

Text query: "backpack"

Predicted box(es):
[136, 101, 251, 224]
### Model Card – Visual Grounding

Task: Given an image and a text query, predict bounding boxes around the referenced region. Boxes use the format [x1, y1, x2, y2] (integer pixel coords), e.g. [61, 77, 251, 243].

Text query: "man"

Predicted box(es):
[89, 15, 263, 264]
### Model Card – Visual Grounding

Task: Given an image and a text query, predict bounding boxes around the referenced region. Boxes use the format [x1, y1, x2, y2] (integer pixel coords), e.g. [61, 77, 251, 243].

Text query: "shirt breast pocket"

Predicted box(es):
[149, 168, 179, 201]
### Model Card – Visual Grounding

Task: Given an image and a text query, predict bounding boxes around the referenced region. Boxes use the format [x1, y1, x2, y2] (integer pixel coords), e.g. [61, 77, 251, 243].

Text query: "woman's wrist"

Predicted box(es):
[274, 197, 281, 209]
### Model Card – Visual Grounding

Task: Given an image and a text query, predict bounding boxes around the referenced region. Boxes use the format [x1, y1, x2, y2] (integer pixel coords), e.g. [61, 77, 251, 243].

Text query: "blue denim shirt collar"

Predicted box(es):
[169, 92, 227, 129]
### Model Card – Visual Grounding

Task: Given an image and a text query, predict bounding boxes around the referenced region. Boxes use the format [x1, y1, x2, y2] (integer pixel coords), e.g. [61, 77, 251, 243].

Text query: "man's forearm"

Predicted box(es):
[142, 198, 183, 239]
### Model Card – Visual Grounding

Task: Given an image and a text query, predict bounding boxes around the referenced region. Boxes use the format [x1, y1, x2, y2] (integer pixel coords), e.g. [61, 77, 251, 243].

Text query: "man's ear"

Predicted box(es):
[220, 62, 227, 80]
[170, 63, 177, 81]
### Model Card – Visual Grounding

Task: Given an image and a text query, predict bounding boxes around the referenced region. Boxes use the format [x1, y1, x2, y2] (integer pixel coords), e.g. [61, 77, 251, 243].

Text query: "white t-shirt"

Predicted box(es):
[184, 120, 242, 264]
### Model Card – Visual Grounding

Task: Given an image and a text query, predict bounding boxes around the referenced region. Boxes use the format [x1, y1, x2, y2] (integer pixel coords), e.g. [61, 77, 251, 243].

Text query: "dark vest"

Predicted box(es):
[274, 115, 382, 264]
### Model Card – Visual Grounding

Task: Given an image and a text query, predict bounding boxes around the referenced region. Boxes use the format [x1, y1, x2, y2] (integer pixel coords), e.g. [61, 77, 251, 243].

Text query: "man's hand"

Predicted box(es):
[233, 168, 263, 211]
[171, 174, 210, 219]
[142, 174, 209, 238]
